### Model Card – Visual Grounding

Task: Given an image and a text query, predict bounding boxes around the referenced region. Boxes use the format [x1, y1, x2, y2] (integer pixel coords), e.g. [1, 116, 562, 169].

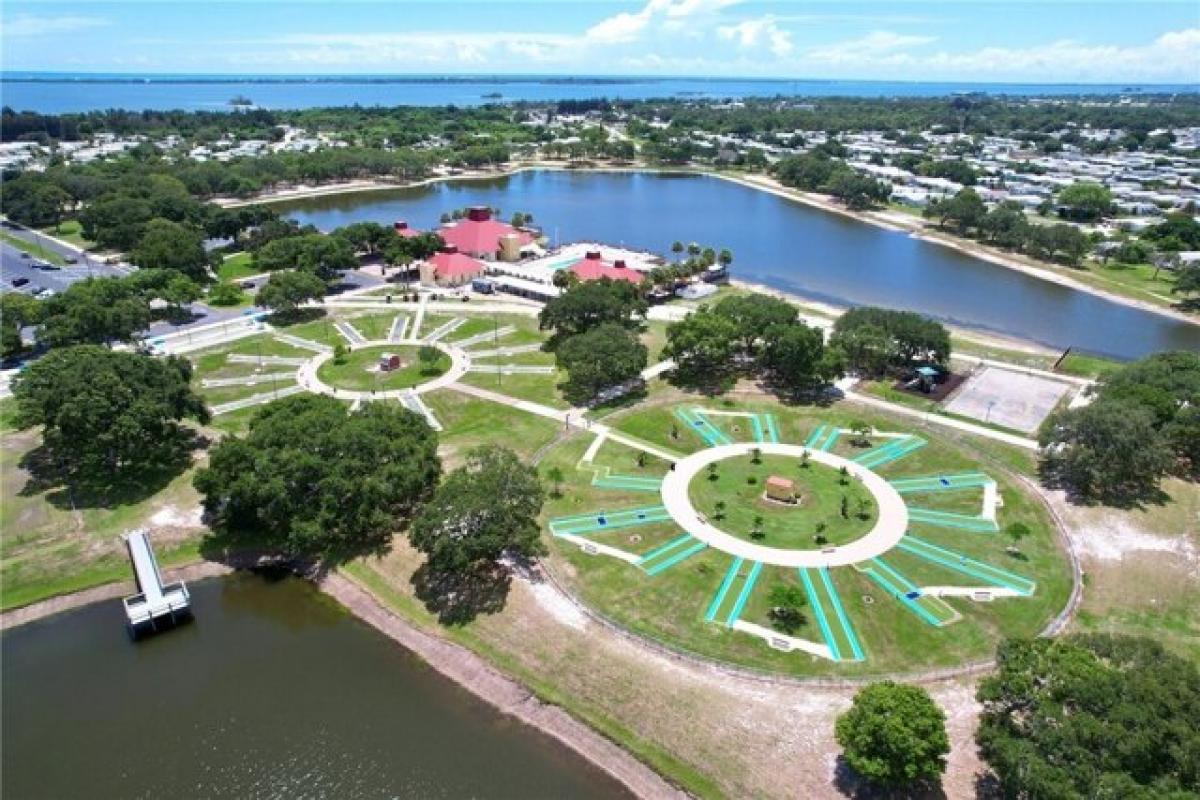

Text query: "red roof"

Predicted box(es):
[427, 247, 485, 280]
[438, 207, 533, 256]
[393, 221, 422, 239]
[568, 252, 644, 285]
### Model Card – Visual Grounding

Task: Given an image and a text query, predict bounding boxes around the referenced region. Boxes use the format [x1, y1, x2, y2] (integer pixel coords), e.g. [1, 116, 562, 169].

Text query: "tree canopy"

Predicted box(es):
[555, 323, 648, 405]
[664, 295, 840, 393]
[13, 346, 208, 485]
[195, 394, 441, 559]
[835, 681, 950, 789]
[408, 445, 544, 574]
[37, 276, 152, 347]
[830, 306, 951, 375]
[1040, 351, 1200, 500]
[129, 217, 211, 283]
[257, 269, 327, 316]
[977, 635, 1200, 800]
[538, 278, 647, 345]
[1056, 181, 1113, 221]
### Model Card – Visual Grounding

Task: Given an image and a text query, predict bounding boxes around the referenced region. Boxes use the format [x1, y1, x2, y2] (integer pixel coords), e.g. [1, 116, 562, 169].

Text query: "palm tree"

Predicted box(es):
[751, 447, 762, 465]
[671, 240, 684, 257]
[546, 466, 565, 498]
[707, 463, 719, 481]
[714, 500, 726, 520]
[686, 242, 701, 257]
[718, 248, 733, 268]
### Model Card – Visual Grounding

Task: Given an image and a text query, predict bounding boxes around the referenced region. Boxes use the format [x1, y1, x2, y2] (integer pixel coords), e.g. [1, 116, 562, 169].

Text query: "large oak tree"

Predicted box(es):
[195, 394, 441, 559]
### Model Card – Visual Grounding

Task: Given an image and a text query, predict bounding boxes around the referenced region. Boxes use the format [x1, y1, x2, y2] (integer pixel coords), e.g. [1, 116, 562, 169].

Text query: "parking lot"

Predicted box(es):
[944, 366, 1074, 433]
[0, 223, 130, 298]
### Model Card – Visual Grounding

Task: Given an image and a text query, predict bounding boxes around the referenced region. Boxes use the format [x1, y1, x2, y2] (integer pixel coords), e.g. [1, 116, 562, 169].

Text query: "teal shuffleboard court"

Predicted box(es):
[763, 413, 781, 443]
[705, 556, 745, 621]
[907, 507, 999, 532]
[859, 558, 951, 627]
[549, 505, 672, 535]
[798, 568, 840, 659]
[804, 424, 828, 449]
[889, 473, 994, 493]
[674, 407, 732, 447]
[638, 533, 707, 575]
[819, 567, 864, 661]
[819, 427, 840, 452]
[750, 414, 766, 443]
[798, 567, 866, 662]
[899, 535, 1036, 595]
[725, 560, 763, 625]
[853, 436, 927, 469]
[592, 473, 664, 492]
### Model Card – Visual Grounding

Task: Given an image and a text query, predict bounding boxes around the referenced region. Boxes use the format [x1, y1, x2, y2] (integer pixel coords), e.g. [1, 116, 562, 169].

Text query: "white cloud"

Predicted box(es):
[717, 17, 794, 57]
[799, 27, 1200, 82]
[586, 0, 742, 44]
[4, 13, 109, 37]
[805, 31, 936, 65]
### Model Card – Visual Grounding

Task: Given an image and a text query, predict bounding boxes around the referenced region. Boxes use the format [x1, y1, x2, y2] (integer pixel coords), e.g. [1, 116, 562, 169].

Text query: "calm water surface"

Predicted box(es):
[1, 572, 630, 799]
[5, 74, 1192, 113]
[280, 171, 1200, 360]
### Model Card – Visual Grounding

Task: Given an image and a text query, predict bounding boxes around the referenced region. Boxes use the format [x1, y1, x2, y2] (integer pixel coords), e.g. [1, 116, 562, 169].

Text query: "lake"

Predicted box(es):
[278, 170, 1200, 360]
[5, 73, 1193, 114]
[1, 572, 630, 799]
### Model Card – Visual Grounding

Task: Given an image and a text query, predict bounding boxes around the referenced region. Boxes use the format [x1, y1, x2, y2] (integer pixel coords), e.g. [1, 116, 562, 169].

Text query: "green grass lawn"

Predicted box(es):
[542, 396, 1074, 678]
[0, 231, 65, 265]
[318, 344, 449, 392]
[37, 220, 95, 250]
[690, 453, 877, 549]
[216, 252, 259, 282]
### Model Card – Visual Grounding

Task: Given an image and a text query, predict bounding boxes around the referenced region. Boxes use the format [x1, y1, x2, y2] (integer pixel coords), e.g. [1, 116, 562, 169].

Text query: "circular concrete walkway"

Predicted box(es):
[298, 339, 470, 401]
[659, 442, 908, 568]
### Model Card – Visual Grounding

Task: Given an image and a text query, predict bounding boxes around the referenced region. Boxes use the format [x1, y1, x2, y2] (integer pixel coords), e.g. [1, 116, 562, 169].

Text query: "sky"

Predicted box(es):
[2, 1, 1199, 83]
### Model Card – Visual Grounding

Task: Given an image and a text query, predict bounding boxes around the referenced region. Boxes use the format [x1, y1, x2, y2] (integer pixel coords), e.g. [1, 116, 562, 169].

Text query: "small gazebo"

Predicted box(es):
[765, 475, 796, 503]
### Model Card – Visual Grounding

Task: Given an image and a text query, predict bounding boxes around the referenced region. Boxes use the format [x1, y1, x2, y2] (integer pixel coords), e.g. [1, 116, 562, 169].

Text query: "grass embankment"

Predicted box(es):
[216, 252, 259, 282]
[690, 453, 876, 549]
[0, 231, 65, 265]
[37, 220, 94, 249]
[0, 397, 209, 611]
[541, 396, 1073, 679]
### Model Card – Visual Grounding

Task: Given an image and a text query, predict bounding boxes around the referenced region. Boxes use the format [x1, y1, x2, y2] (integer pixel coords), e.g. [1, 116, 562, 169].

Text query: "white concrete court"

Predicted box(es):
[658, 442, 909, 568]
[945, 366, 1072, 433]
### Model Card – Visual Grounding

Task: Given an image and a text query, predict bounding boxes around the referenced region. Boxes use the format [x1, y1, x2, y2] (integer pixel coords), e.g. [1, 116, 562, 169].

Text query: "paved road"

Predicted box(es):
[0, 222, 130, 297]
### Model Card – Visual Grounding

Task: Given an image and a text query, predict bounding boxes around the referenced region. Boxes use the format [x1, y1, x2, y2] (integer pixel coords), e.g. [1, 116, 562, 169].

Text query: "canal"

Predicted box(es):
[1, 572, 630, 799]
[280, 170, 1200, 360]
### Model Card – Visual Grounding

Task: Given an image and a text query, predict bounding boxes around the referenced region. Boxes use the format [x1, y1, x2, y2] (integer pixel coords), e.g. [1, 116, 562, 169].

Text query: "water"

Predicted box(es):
[3, 73, 1194, 113]
[278, 171, 1200, 360]
[1, 572, 629, 799]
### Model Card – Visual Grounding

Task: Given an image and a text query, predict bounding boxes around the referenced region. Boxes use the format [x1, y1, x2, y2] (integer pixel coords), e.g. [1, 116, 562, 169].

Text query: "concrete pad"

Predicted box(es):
[944, 366, 1071, 433]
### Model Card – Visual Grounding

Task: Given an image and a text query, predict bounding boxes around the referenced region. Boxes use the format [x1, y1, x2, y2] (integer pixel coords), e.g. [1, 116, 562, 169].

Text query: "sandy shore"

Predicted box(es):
[706, 171, 1198, 327]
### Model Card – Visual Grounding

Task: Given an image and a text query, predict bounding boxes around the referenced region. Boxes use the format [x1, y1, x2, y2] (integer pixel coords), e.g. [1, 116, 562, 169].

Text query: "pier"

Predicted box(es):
[122, 530, 191, 633]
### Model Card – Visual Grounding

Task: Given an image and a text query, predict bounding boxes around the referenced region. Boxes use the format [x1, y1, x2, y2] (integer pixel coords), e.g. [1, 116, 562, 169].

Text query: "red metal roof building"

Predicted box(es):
[568, 251, 645, 285]
[393, 220, 423, 239]
[438, 207, 534, 258]
[419, 245, 486, 287]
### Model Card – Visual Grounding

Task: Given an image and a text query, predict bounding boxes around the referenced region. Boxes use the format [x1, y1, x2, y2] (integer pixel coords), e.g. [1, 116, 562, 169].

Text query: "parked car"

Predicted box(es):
[10, 277, 30, 287]
[239, 280, 256, 289]
[63, 255, 78, 264]
[19, 251, 31, 259]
